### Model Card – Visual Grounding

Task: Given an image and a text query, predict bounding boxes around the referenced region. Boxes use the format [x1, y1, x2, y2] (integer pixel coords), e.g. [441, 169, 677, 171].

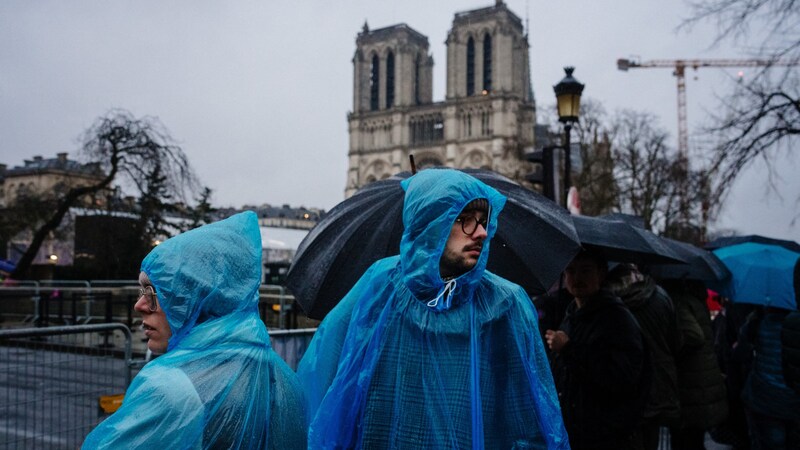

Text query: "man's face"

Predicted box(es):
[439, 208, 489, 278]
[564, 255, 605, 300]
[135, 271, 171, 354]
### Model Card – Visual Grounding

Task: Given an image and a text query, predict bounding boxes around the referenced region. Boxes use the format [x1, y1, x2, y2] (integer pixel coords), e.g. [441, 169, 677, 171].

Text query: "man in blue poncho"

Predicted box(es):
[297, 169, 569, 449]
[83, 212, 306, 449]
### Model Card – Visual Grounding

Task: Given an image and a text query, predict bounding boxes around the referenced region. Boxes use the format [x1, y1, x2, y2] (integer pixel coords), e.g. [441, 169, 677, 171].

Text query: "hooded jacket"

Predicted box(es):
[82, 212, 306, 450]
[608, 274, 680, 425]
[663, 281, 727, 429]
[297, 169, 569, 449]
[551, 290, 649, 450]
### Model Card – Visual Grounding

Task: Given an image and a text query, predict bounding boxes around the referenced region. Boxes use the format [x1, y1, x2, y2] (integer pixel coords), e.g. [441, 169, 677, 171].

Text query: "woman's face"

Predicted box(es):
[135, 271, 171, 354]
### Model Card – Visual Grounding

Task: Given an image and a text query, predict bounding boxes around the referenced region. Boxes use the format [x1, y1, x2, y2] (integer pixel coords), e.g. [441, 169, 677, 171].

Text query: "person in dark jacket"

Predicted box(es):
[738, 304, 800, 449]
[711, 296, 756, 449]
[783, 311, 800, 394]
[661, 279, 728, 450]
[546, 250, 649, 450]
[781, 259, 800, 394]
[607, 264, 680, 450]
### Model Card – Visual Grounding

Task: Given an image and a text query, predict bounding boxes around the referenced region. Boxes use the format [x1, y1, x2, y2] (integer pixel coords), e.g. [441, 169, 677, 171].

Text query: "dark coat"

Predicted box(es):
[783, 311, 800, 394]
[667, 283, 728, 429]
[552, 289, 649, 449]
[741, 309, 800, 419]
[612, 276, 681, 426]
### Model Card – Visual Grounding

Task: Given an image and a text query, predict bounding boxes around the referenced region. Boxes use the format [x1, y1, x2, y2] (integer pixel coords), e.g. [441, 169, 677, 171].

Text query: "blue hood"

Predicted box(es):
[400, 168, 506, 304]
[141, 211, 262, 350]
[83, 211, 307, 449]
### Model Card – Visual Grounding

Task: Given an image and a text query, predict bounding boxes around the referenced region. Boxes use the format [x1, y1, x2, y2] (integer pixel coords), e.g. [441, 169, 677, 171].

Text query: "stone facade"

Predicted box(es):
[346, 1, 537, 197]
[0, 153, 106, 208]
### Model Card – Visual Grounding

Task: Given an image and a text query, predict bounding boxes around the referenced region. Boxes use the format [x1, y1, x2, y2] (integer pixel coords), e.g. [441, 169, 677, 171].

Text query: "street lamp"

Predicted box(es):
[553, 66, 584, 207]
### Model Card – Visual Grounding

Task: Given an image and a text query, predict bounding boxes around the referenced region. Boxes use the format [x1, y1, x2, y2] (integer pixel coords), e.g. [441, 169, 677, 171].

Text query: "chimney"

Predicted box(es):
[0, 163, 6, 173]
[57, 152, 68, 163]
[33, 155, 43, 162]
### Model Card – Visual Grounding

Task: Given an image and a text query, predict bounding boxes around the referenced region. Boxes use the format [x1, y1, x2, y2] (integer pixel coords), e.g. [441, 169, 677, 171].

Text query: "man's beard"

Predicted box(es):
[440, 245, 482, 278]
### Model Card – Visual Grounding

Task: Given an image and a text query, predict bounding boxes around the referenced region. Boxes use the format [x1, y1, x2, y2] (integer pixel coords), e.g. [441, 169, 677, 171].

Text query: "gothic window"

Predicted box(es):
[481, 110, 491, 136]
[410, 114, 444, 146]
[386, 51, 395, 109]
[370, 53, 379, 111]
[483, 34, 492, 93]
[466, 37, 475, 96]
[433, 118, 444, 141]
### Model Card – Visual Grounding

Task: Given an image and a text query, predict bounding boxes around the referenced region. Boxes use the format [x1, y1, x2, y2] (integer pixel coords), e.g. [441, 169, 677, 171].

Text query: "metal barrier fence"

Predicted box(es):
[268, 328, 316, 371]
[0, 281, 315, 330]
[0, 324, 138, 449]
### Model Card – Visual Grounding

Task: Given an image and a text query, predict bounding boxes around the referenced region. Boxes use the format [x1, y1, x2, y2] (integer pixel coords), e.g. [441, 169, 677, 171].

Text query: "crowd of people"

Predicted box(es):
[537, 247, 800, 450]
[80, 169, 799, 449]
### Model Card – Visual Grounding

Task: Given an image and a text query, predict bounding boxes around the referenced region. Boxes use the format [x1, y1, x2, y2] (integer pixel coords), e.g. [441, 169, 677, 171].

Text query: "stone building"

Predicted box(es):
[345, 0, 537, 196]
[0, 153, 106, 208]
[1, 153, 108, 265]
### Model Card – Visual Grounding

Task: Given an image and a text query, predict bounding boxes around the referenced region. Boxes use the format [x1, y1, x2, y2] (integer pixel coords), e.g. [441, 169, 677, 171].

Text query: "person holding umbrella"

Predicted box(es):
[545, 250, 649, 450]
[296, 168, 569, 449]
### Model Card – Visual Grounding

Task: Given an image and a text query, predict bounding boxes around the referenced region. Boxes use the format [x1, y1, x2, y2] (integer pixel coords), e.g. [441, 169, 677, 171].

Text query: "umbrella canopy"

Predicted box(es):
[712, 242, 800, 310]
[598, 212, 684, 261]
[705, 234, 800, 253]
[287, 168, 581, 320]
[571, 215, 685, 264]
[647, 237, 731, 282]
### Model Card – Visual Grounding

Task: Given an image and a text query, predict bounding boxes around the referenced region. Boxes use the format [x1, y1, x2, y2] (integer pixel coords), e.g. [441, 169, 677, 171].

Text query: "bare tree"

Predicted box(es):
[10, 110, 199, 279]
[611, 110, 681, 232]
[682, 0, 800, 199]
[572, 99, 618, 216]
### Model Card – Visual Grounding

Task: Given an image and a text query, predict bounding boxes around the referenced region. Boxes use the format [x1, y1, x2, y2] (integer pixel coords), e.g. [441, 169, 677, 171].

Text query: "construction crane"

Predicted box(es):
[617, 57, 799, 156]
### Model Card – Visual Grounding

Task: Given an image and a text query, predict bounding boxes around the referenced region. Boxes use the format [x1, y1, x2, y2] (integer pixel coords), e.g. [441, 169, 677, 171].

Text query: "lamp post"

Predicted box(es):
[553, 67, 584, 207]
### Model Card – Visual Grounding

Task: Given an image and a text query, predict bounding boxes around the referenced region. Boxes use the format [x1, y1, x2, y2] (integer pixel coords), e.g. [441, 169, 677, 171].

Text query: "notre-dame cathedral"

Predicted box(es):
[345, 0, 537, 197]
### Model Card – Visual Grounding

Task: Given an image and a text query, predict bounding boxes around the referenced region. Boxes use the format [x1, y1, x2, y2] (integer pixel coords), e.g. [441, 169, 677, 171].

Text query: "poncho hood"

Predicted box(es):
[399, 169, 506, 305]
[298, 170, 569, 450]
[141, 211, 262, 350]
[83, 211, 307, 449]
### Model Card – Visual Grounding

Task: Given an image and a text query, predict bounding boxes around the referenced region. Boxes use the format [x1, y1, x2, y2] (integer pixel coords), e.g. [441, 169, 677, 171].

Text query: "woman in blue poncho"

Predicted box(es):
[82, 211, 306, 449]
[297, 169, 569, 449]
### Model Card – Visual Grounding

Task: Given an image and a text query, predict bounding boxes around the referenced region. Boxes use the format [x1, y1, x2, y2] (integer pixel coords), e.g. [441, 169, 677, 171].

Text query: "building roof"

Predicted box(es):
[4, 153, 103, 178]
[453, 1, 523, 30]
[357, 23, 429, 47]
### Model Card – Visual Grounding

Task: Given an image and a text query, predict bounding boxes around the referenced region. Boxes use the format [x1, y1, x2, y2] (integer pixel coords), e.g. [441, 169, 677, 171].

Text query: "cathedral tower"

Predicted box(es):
[346, 1, 536, 197]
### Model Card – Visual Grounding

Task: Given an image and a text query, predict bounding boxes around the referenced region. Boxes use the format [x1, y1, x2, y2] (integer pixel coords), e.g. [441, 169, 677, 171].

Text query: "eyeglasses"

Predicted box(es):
[454, 215, 488, 235]
[138, 286, 158, 312]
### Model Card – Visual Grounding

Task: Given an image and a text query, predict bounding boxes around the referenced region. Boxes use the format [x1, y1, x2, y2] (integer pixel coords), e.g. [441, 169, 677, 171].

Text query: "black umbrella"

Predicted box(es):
[647, 237, 731, 282]
[572, 215, 685, 264]
[705, 234, 800, 253]
[287, 168, 581, 320]
[597, 212, 686, 264]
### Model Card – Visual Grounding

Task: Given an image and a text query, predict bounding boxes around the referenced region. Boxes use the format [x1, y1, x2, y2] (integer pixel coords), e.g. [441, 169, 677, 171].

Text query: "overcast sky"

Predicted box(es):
[1, 0, 797, 241]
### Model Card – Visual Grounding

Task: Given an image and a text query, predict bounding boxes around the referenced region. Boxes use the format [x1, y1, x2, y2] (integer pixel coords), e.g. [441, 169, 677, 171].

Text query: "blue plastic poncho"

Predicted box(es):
[297, 169, 569, 449]
[82, 212, 306, 449]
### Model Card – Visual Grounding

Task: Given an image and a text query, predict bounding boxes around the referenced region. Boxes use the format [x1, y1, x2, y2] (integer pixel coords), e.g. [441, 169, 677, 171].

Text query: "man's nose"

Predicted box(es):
[133, 295, 150, 313]
[472, 223, 488, 239]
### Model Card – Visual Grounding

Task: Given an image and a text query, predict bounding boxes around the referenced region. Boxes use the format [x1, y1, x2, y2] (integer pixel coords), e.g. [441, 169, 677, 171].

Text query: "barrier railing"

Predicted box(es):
[1, 282, 313, 330]
[268, 328, 316, 371]
[0, 323, 139, 449]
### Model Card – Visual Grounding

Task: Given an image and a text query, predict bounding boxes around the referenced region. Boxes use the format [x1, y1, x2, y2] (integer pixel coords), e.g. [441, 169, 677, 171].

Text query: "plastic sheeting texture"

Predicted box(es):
[82, 212, 306, 449]
[298, 170, 570, 449]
